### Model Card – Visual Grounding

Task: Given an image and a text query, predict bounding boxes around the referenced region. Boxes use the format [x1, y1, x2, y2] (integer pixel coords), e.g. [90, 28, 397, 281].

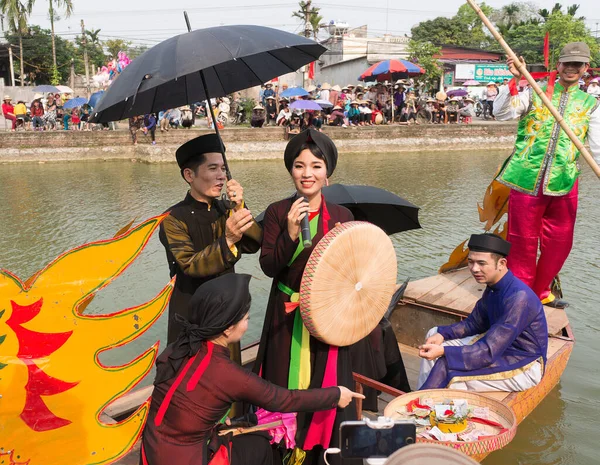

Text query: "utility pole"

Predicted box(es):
[70, 58, 75, 90]
[81, 19, 91, 98]
[303, 1, 312, 88]
[8, 45, 15, 86]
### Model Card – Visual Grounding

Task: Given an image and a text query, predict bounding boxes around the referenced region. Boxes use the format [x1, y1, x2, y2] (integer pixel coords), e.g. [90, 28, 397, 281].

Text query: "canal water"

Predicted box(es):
[1, 150, 598, 464]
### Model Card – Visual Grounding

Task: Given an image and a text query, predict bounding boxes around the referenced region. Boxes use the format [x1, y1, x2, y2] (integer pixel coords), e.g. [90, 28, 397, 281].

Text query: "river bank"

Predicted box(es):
[0, 121, 518, 163]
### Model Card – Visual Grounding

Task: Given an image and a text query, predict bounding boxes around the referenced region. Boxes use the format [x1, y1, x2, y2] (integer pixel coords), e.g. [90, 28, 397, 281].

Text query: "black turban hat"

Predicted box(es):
[284, 128, 338, 177]
[468, 233, 511, 257]
[154, 273, 252, 384]
[176, 133, 225, 168]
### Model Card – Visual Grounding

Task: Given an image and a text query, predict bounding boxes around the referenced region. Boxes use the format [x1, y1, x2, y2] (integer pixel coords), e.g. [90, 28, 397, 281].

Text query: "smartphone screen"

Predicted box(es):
[340, 422, 416, 458]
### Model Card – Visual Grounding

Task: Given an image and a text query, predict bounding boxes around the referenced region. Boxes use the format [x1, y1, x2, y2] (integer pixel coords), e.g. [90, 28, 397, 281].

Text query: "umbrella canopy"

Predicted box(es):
[91, 25, 325, 123]
[88, 91, 105, 109]
[463, 79, 481, 86]
[315, 99, 333, 108]
[256, 184, 420, 235]
[447, 88, 468, 97]
[280, 87, 309, 98]
[33, 85, 60, 93]
[289, 99, 321, 111]
[359, 59, 424, 82]
[62, 97, 88, 109]
[56, 85, 74, 94]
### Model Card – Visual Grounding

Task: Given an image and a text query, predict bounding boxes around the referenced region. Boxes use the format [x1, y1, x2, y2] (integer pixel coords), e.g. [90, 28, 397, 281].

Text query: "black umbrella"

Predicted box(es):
[255, 184, 421, 235]
[91, 17, 326, 179]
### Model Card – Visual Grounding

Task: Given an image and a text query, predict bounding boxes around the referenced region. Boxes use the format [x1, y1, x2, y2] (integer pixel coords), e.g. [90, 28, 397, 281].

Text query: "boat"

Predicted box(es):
[109, 266, 573, 463]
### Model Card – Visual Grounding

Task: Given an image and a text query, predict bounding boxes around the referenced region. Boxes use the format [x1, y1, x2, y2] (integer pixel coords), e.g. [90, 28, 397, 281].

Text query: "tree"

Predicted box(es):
[544, 8, 599, 65]
[105, 38, 129, 59]
[0, 0, 34, 86]
[127, 44, 148, 60]
[6, 24, 77, 84]
[47, 0, 73, 84]
[407, 40, 443, 90]
[411, 2, 494, 48]
[74, 27, 105, 74]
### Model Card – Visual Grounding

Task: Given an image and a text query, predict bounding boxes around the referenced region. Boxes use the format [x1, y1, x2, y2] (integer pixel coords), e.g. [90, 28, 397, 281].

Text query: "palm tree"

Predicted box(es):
[85, 28, 101, 46]
[538, 8, 550, 21]
[0, 0, 34, 86]
[292, 1, 322, 39]
[48, 0, 73, 78]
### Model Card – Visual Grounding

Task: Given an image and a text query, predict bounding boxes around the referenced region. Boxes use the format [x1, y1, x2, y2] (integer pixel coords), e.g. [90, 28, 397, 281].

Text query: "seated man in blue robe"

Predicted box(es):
[417, 233, 548, 391]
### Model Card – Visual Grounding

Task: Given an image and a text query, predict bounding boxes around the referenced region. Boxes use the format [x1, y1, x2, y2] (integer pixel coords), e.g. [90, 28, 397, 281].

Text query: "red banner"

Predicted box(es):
[308, 61, 315, 80]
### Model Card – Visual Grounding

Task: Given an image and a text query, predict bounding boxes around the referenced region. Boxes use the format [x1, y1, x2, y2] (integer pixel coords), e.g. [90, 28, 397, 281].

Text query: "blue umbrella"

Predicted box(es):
[290, 99, 322, 111]
[88, 91, 105, 109]
[280, 87, 310, 98]
[359, 59, 424, 82]
[33, 85, 60, 93]
[63, 97, 88, 109]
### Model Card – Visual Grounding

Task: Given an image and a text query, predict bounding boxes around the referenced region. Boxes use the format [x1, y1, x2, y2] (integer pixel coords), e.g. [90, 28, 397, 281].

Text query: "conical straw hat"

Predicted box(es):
[299, 221, 397, 347]
[321, 82, 331, 89]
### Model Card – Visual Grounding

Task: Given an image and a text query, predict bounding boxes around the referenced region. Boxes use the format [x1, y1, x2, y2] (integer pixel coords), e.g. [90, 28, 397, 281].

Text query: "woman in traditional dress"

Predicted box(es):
[141, 273, 362, 465]
[254, 129, 357, 463]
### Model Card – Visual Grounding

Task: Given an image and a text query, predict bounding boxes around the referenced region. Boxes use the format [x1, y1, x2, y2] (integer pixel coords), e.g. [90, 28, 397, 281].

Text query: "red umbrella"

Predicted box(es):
[359, 59, 425, 82]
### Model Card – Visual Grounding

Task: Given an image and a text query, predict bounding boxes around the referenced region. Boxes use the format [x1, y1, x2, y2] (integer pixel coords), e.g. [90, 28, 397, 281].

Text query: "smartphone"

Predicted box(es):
[339, 420, 416, 459]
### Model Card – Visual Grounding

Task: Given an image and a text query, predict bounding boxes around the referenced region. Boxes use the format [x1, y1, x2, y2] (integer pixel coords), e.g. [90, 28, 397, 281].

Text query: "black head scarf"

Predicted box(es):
[284, 128, 338, 177]
[154, 273, 252, 385]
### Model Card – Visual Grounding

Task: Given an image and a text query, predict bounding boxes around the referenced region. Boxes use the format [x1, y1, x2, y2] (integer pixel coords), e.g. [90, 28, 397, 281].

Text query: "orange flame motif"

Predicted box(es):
[439, 171, 509, 273]
[0, 215, 174, 465]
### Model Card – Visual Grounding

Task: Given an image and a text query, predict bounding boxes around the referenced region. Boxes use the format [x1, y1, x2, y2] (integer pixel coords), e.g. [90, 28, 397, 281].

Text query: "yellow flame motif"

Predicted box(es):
[0, 215, 174, 465]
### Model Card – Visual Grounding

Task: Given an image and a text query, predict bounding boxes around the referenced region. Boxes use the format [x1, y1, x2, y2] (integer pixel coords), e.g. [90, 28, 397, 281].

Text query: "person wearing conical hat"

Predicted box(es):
[159, 134, 262, 343]
[250, 104, 265, 128]
[2, 95, 17, 131]
[418, 234, 548, 391]
[265, 95, 277, 126]
[493, 42, 600, 308]
[347, 100, 360, 126]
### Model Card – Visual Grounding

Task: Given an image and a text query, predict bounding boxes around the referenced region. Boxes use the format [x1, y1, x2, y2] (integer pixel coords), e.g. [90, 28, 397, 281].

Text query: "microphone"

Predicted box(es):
[300, 197, 312, 248]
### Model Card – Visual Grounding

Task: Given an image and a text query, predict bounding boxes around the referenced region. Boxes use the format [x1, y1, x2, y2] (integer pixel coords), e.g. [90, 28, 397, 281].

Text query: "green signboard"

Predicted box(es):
[474, 64, 512, 83]
[444, 71, 454, 86]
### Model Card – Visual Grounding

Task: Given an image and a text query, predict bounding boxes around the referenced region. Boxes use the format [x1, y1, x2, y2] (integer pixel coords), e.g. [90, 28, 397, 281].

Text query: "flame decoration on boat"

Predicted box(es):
[0, 215, 173, 465]
[439, 170, 510, 273]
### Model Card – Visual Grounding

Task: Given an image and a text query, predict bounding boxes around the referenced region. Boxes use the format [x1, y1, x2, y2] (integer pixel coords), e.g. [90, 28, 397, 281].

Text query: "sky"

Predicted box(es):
[15, 0, 600, 50]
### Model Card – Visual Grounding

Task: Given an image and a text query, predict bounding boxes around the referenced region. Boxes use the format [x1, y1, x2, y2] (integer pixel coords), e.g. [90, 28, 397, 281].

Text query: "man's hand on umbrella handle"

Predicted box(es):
[337, 386, 365, 408]
[226, 179, 244, 208]
[506, 55, 525, 80]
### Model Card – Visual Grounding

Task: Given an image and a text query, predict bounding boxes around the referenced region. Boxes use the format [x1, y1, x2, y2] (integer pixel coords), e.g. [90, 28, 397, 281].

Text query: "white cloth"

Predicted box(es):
[587, 84, 600, 97]
[276, 109, 291, 124]
[493, 85, 600, 164]
[417, 327, 542, 392]
[319, 89, 329, 102]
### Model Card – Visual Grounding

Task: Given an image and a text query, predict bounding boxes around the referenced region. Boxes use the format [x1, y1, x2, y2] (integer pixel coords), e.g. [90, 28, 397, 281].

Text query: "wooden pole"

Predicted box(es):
[81, 20, 91, 99]
[465, 0, 600, 179]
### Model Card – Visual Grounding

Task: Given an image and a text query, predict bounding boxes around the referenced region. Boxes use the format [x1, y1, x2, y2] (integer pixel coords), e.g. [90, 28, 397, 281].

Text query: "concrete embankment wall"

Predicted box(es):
[0, 122, 517, 164]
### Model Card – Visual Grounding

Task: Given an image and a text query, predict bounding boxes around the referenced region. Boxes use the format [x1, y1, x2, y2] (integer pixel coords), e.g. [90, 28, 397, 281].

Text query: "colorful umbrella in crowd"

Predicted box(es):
[447, 88, 469, 98]
[290, 99, 321, 111]
[463, 79, 481, 86]
[280, 86, 310, 98]
[315, 99, 333, 108]
[88, 90, 105, 109]
[33, 85, 60, 93]
[359, 59, 425, 82]
[62, 97, 88, 109]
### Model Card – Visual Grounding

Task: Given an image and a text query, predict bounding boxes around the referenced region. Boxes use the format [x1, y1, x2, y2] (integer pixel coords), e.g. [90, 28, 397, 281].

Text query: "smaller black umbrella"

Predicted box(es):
[255, 184, 421, 235]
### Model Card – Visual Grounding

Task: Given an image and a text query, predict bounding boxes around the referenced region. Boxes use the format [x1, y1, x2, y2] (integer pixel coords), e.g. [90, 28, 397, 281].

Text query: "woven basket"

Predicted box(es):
[299, 221, 397, 347]
[383, 389, 517, 460]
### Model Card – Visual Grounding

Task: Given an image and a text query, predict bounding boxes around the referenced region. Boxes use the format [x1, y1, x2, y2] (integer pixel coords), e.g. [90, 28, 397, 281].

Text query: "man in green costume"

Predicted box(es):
[494, 42, 600, 308]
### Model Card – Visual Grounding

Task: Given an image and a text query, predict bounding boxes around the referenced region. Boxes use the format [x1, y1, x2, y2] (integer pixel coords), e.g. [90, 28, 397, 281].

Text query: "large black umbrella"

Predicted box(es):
[256, 184, 421, 235]
[91, 20, 326, 180]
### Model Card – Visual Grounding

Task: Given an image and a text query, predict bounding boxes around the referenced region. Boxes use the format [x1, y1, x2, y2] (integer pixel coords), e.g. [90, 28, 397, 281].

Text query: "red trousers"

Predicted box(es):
[507, 180, 578, 301]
